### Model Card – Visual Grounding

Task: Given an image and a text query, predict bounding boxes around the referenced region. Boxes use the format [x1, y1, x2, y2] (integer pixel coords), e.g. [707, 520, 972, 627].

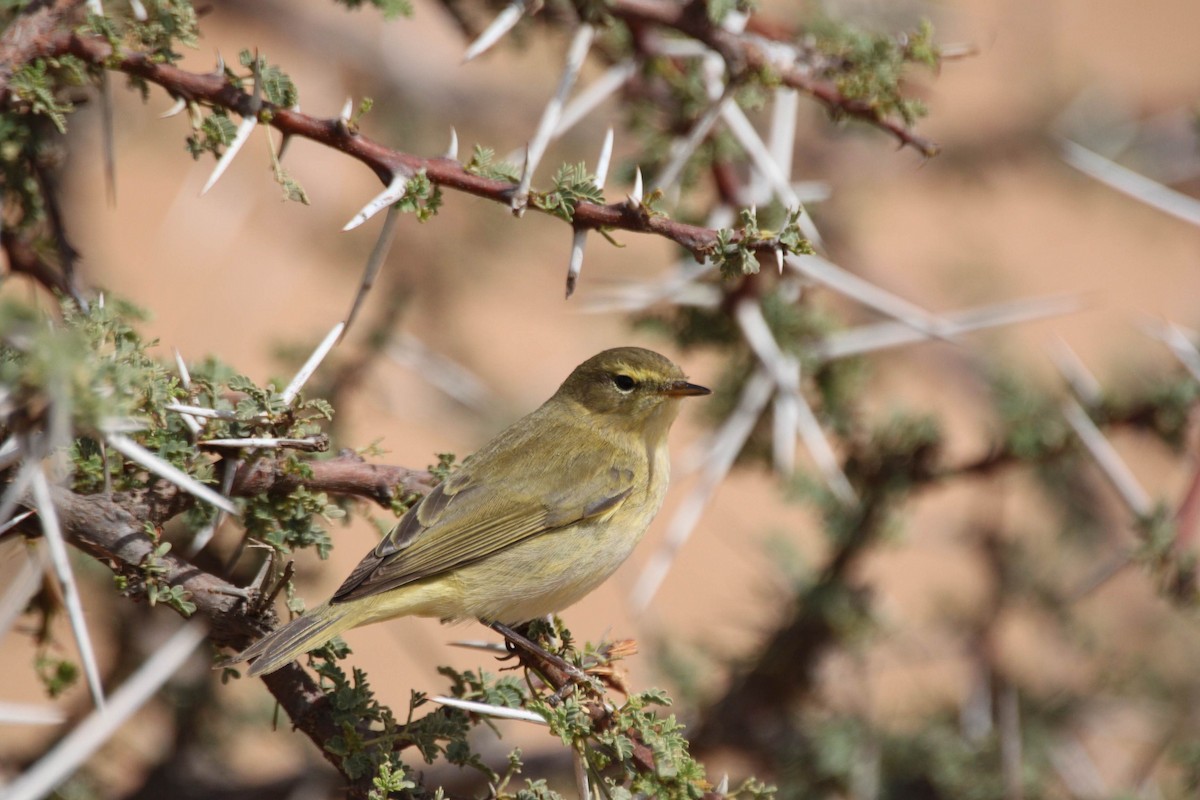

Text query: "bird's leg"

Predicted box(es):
[487, 620, 592, 695]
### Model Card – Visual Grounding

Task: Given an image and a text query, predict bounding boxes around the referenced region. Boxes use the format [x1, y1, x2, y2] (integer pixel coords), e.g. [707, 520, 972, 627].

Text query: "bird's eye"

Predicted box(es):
[612, 374, 636, 393]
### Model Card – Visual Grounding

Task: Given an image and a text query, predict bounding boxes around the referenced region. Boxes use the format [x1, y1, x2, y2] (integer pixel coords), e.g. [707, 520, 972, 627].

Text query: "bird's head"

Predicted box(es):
[554, 347, 710, 435]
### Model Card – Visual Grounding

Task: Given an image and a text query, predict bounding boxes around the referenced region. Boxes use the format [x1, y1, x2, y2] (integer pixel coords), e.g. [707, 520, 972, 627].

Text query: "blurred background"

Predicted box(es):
[5, 0, 1200, 796]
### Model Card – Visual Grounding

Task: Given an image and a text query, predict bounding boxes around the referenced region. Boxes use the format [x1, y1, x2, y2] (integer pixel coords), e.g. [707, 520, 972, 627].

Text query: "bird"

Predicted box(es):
[228, 346, 710, 676]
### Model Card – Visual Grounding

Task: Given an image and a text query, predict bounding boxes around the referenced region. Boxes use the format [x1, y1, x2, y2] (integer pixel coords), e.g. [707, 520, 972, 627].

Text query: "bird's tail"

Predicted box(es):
[230, 601, 363, 677]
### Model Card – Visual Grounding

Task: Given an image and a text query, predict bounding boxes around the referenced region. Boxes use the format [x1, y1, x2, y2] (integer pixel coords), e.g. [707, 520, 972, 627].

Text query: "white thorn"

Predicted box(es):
[594, 127, 614, 190]
[735, 298, 855, 501]
[1061, 139, 1200, 227]
[199, 115, 254, 196]
[721, 101, 821, 245]
[200, 56, 262, 197]
[164, 403, 240, 421]
[1062, 399, 1153, 517]
[566, 228, 587, 298]
[0, 702, 65, 726]
[775, 246, 784, 274]
[172, 349, 203, 434]
[105, 433, 238, 515]
[159, 97, 187, 119]
[628, 167, 643, 205]
[340, 96, 354, 123]
[463, 0, 526, 63]
[128, 0, 147, 20]
[445, 127, 459, 160]
[813, 294, 1081, 362]
[281, 322, 345, 406]
[631, 368, 774, 613]
[343, 172, 410, 231]
[1047, 338, 1104, 406]
[653, 87, 732, 196]
[553, 62, 636, 138]
[512, 23, 595, 214]
[448, 639, 510, 653]
[429, 695, 548, 724]
[188, 459, 237, 556]
[786, 253, 946, 339]
[198, 436, 323, 449]
[30, 468, 107, 711]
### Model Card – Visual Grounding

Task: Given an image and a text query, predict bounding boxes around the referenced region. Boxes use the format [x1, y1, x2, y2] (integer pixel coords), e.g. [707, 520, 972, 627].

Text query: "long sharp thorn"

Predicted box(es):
[445, 127, 459, 160]
[343, 172, 409, 231]
[553, 62, 636, 138]
[463, 0, 525, 62]
[340, 97, 354, 123]
[31, 467, 107, 710]
[815, 294, 1081, 362]
[566, 228, 587, 298]
[200, 55, 262, 197]
[282, 322, 345, 405]
[430, 695, 548, 724]
[105, 433, 238, 515]
[512, 23, 595, 215]
[631, 368, 774, 612]
[343, 204, 402, 336]
[1061, 139, 1200, 227]
[1062, 399, 1153, 518]
[653, 87, 731, 195]
[594, 127, 614, 190]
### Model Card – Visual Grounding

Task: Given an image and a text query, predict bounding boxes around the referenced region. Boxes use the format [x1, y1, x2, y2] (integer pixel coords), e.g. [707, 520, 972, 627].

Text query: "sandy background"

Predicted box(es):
[5, 0, 1200, 792]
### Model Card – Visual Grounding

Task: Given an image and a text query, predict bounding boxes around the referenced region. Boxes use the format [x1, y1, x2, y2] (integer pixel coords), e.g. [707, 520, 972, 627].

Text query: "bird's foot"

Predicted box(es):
[487, 620, 598, 702]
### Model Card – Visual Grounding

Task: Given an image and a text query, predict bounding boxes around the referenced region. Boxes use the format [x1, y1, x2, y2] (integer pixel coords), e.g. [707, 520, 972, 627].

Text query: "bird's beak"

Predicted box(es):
[661, 380, 711, 397]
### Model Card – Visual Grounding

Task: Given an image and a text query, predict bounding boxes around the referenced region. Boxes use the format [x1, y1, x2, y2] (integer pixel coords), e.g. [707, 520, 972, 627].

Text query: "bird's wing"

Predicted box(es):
[331, 417, 637, 604]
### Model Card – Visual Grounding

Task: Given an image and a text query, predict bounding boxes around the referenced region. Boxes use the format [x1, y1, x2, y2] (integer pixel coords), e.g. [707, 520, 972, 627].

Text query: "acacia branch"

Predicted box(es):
[231, 454, 436, 506]
[0, 31, 752, 261]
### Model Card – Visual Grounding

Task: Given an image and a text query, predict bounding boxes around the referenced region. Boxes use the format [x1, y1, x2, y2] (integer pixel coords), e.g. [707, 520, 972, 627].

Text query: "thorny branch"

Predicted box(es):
[1, 0, 936, 278]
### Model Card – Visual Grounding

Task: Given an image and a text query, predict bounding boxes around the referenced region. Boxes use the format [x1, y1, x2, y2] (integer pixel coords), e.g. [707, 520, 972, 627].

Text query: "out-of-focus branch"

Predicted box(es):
[1, 231, 79, 299]
[606, 0, 940, 156]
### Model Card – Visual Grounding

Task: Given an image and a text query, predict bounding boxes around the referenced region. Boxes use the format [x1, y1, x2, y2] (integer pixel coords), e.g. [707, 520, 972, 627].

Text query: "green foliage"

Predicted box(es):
[398, 170, 444, 221]
[464, 144, 521, 183]
[238, 50, 300, 109]
[35, 653, 80, 698]
[141, 539, 197, 615]
[809, 17, 940, 126]
[531, 162, 606, 223]
[185, 109, 237, 160]
[9, 58, 86, 133]
[708, 207, 813, 279]
[127, 0, 201, 61]
[705, 0, 756, 26]
[334, 0, 414, 19]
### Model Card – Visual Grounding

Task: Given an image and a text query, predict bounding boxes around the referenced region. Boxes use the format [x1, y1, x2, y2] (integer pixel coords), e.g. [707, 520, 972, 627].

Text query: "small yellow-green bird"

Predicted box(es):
[231, 347, 709, 676]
